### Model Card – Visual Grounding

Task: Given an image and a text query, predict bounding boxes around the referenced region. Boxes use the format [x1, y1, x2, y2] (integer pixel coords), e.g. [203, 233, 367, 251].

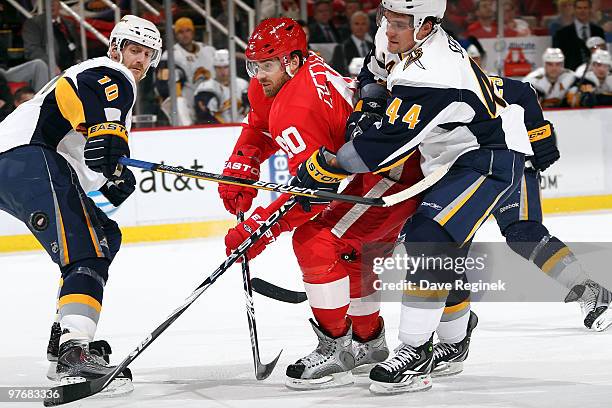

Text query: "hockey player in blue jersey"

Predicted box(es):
[290, 0, 534, 394]
[0, 16, 162, 392]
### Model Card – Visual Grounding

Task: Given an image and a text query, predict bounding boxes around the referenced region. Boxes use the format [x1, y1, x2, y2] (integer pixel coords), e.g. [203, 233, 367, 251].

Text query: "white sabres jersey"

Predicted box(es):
[0, 57, 136, 192]
[194, 77, 249, 123]
[584, 71, 612, 94]
[345, 24, 532, 176]
[522, 67, 576, 107]
[161, 42, 216, 105]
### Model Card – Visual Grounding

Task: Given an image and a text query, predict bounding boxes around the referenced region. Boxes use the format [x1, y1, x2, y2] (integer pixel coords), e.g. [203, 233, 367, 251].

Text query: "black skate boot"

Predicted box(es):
[46, 323, 112, 380]
[285, 319, 355, 390]
[432, 310, 478, 377]
[368, 337, 433, 395]
[565, 280, 612, 331]
[56, 339, 133, 396]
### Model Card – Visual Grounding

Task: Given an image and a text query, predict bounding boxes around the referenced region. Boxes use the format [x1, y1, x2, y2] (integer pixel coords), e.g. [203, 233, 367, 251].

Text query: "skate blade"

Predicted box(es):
[285, 371, 354, 390]
[592, 308, 612, 332]
[431, 361, 463, 378]
[369, 374, 432, 395]
[352, 363, 377, 376]
[59, 376, 134, 398]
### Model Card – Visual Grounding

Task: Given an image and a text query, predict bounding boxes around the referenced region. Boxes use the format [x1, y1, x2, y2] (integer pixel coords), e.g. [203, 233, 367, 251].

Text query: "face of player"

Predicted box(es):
[176, 28, 194, 47]
[544, 61, 563, 82]
[113, 42, 154, 82]
[574, 0, 590, 23]
[385, 10, 432, 54]
[215, 65, 230, 84]
[254, 57, 295, 97]
[592, 62, 610, 81]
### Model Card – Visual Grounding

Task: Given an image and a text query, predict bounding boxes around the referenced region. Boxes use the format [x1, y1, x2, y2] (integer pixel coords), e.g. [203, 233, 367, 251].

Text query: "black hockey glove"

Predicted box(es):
[99, 166, 136, 207]
[291, 147, 350, 212]
[345, 97, 385, 142]
[528, 120, 560, 172]
[84, 122, 130, 178]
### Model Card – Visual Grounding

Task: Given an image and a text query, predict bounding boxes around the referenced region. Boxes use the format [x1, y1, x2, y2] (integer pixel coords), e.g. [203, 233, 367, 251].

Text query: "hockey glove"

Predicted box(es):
[345, 97, 385, 142]
[99, 167, 136, 207]
[225, 206, 289, 260]
[528, 120, 560, 172]
[84, 122, 130, 178]
[291, 147, 349, 212]
[218, 145, 262, 214]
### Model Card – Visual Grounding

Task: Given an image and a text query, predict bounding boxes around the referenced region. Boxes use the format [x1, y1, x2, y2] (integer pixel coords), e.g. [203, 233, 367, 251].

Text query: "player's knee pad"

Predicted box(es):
[402, 214, 454, 243]
[293, 221, 348, 283]
[61, 258, 110, 284]
[503, 221, 550, 260]
[102, 218, 122, 261]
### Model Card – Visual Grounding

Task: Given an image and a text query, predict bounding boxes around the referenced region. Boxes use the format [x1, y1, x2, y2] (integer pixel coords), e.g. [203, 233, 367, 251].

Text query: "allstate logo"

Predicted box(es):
[87, 190, 119, 216]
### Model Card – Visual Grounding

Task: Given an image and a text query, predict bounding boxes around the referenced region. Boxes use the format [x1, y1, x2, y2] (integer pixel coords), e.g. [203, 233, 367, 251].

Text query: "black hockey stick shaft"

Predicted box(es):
[119, 157, 450, 208]
[237, 210, 282, 380]
[251, 278, 307, 304]
[44, 200, 296, 406]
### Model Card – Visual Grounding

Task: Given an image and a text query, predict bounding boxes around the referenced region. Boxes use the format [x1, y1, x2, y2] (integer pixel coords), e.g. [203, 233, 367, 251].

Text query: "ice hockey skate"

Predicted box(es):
[55, 337, 133, 397]
[285, 319, 356, 390]
[432, 311, 479, 377]
[351, 317, 389, 376]
[565, 280, 612, 331]
[368, 338, 434, 395]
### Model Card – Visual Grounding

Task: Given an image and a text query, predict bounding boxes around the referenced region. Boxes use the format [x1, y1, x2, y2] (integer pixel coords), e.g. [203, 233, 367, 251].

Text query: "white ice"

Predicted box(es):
[1, 212, 612, 408]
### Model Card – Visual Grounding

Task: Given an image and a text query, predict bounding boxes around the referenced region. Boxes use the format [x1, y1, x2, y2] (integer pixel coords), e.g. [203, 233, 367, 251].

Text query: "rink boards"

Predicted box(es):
[1, 107, 611, 252]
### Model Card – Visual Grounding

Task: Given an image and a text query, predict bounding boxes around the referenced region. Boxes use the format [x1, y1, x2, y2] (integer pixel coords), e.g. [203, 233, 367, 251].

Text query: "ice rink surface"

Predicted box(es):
[1, 212, 611, 408]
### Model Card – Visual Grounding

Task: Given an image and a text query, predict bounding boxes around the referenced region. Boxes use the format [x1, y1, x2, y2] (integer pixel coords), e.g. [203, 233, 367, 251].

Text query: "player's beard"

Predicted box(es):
[262, 72, 291, 97]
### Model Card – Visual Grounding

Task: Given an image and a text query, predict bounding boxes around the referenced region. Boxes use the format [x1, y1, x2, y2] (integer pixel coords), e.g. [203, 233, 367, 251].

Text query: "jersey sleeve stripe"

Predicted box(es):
[55, 77, 86, 130]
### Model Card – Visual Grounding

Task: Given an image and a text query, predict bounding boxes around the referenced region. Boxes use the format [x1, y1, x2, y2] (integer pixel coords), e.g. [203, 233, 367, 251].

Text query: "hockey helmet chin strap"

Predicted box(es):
[108, 39, 153, 80]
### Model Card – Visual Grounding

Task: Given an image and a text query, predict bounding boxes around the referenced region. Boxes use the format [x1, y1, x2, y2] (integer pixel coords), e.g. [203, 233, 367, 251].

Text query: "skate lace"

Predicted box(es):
[379, 344, 418, 372]
[579, 282, 600, 315]
[301, 337, 335, 367]
[433, 343, 457, 361]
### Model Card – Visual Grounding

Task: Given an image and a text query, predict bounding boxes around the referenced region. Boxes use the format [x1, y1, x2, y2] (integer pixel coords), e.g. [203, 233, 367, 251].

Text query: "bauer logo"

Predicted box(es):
[268, 152, 291, 202]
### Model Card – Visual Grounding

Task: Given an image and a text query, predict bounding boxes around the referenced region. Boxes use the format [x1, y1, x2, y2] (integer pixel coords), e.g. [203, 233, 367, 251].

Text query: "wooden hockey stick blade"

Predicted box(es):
[251, 278, 308, 304]
[381, 162, 451, 207]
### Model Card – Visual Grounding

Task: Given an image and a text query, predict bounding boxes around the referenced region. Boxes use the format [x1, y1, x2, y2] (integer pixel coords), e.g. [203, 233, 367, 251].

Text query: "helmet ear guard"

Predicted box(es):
[377, 0, 446, 45]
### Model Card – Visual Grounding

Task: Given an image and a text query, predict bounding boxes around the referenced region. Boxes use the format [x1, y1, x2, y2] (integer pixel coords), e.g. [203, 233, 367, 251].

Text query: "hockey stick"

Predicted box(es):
[237, 209, 282, 380]
[119, 157, 451, 207]
[251, 278, 308, 304]
[43, 200, 297, 406]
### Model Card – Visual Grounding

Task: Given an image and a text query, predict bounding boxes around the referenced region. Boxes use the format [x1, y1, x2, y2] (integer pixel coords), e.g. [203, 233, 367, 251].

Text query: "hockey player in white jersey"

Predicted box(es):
[194, 49, 249, 123]
[290, 0, 533, 394]
[568, 49, 612, 107]
[523, 48, 576, 108]
[0, 15, 161, 393]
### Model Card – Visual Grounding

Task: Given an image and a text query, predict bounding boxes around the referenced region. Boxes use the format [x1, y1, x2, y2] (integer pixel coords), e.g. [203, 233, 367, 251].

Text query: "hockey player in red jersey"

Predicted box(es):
[218, 17, 423, 389]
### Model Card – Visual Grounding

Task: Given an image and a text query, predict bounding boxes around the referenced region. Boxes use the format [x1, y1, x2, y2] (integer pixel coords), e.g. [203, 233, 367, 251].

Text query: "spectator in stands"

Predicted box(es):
[337, 0, 363, 39]
[465, 0, 497, 38]
[569, 49, 612, 106]
[155, 17, 216, 126]
[503, 0, 531, 37]
[553, 0, 605, 70]
[212, 0, 247, 48]
[548, 0, 575, 37]
[194, 49, 249, 124]
[0, 59, 49, 92]
[22, 0, 79, 73]
[342, 12, 373, 68]
[309, 0, 341, 43]
[444, 0, 476, 37]
[575, 36, 608, 76]
[13, 86, 35, 107]
[0, 71, 12, 122]
[518, 0, 556, 20]
[261, 0, 301, 20]
[523, 48, 577, 107]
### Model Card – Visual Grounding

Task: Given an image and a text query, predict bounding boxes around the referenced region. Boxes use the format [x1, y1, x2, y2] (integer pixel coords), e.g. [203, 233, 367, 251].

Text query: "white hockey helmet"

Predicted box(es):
[348, 57, 365, 76]
[467, 44, 481, 59]
[213, 49, 230, 67]
[376, 0, 446, 45]
[591, 49, 611, 66]
[542, 48, 564, 63]
[108, 15, 162, 75]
